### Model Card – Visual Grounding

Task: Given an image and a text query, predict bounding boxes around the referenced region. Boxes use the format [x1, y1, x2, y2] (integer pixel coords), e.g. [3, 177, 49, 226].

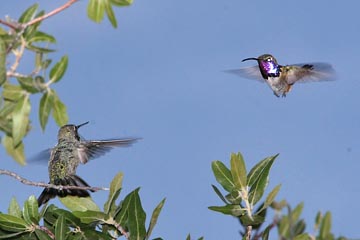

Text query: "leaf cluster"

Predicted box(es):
[0, 173, 166, 240]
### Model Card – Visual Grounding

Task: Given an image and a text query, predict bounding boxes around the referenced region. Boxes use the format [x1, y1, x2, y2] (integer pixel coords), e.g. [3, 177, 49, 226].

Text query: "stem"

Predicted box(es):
[0, 169, 109, 191]
[36, 225, 55, 239]
[245, 225, 252, 240]
[24, 0, 79, 28]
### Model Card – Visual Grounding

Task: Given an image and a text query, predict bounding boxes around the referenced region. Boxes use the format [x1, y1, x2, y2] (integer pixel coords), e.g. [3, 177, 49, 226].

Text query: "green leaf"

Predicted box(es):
[128, 189, 146, 240]
[35, 229, 52, 240]
[2, 135, 25, 165]
[315, 211, 322, 230]
[59, 196, 100, 212]
[262, 225, 271, 240]
[146, 198, 166, 240]
[256, 184, 281, 214]
[52, 92, 68, 126]
[39, 90, 54, 131]
[278, 215, 289, 237]
[114, 190, 133, 225]
[8, 197, 22, 218]
[320, 212, 332, 239]
[28, 31, 56, 43]
[73, 210, 106, 224]
[239, 214, 265, 226]
[208, 205, 245, 217]
[110, 0, 133, 6]
[17, 77, 41, 93]
[23, 195, 39, 224]
[0, 231, 27, 239]
[211, 184, 228, 204]
[105, 0, 117, 28]
[247, 154, 278, 189]
[294, 220, 306, 235]
[0, 37, 6, 87]
[49, 55, 68, 84]
[294, 233, 311, 240]
[0, 213, 28, 232]
[211, 161, 235, 192]
[225, 190, 242, 205]
[18, 4, 39, 23]
[87, 0, 105, 23]
[230, 152, 247, 190]
[12, 95, 30, 146]
[3, 83, 24, 101]
[54, 215, 66, 240]
[0, 116, 12, 136]
[26, 44, 55, 53]
[248, 155, 277, 206]
[104, 172, 123, 216]
[291, 202, 304, 223]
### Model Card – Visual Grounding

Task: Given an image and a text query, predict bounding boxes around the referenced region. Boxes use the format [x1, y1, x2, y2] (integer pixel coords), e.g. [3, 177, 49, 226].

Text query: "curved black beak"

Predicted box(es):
[242, 57, 258, 62]
[77, 121, 89, 129]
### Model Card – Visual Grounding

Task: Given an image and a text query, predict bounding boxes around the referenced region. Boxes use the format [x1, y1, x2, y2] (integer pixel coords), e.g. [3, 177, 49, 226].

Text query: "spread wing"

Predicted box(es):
[283, 62, 336, 84]
[224, 66, 265, 83]
[77, 138, 140, 164]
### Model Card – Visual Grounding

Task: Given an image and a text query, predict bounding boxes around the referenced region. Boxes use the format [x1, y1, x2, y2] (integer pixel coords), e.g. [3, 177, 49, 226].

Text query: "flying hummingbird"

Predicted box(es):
[37, 122, 139, 206]
[226, 54, 335, 97]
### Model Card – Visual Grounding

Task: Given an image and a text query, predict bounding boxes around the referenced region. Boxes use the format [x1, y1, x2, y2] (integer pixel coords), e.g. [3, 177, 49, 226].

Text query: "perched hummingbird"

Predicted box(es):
[37, 122, 139, 206]
[226, 54, 335, 97]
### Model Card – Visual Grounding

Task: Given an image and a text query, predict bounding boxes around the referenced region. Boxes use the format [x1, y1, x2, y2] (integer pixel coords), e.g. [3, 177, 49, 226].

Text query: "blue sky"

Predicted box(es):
[1, 0, 360, 239]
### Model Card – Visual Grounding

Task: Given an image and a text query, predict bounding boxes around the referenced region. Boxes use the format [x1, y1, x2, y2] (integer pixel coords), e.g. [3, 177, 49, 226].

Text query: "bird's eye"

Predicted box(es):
[267, 58, 272, 62]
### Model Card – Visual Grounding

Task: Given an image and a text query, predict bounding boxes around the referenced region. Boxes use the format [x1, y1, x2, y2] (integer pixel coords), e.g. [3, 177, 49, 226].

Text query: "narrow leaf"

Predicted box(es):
[3, 83, 23, 101]
[211, 184, 228, 204]
[0, 213, 28, 232]
[59, 196, 100, 212]
[28, 31, 56, 43]
[54, 215, 66, 240]
[128, 189, 146, 240]
[12, 95, 30, 146]
[105, 0, 117, 28]
[114, 190, 133, 225]
[320, 212, 332, 239]
[256, 184, 281, 214]
[39, 90, 54, 131]
[87, 0, 105, 23]
[17, 77, 41, 93]
[49, 55, 68, 84]
[0, 231, 27, 239]
[73, 210, 106, 224]
[0, 37, 6, 86]
[18, 4, 39, 23]
[110, 0, 133, 6]
[208, 205, 245, 217]
[2, 134, 25, 165]
[8, 197, 21, 218]
[146, 198, 166, 240]
[230, 152, 247, 190]
[247, 154, 278, 189]
[211, 161, 235, 192]
[52, 92, 68, 126]
[23, 195, 39, 224]
[291, 202, 304, 223]
[104, 172, 123, 216]
[293, 233, 311, 240]
[35, 229, 52, 240]
[239, 214, 265, 226]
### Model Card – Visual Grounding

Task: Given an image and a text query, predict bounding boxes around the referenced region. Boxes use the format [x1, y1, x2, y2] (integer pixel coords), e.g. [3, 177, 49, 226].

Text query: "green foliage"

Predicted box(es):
[209, 152, 280, 233]
[0, 173, 165, 239]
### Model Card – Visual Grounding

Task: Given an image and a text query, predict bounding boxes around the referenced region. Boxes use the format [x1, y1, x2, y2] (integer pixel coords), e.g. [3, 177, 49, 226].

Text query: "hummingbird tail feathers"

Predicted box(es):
[37, 175, 94, 206]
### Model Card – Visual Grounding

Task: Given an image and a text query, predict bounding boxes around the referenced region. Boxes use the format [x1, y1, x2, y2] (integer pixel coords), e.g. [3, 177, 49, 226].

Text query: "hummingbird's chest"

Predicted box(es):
[49, 142, 81, 179]
[265, 76, 291, 97]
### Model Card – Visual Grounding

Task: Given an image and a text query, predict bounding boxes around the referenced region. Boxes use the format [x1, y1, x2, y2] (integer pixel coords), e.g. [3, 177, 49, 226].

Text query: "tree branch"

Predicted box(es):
[0, 169, 109, 191]
[0, 19, 18, 30]
[24, 0, 79, 28]
[36, 225, 55, 239]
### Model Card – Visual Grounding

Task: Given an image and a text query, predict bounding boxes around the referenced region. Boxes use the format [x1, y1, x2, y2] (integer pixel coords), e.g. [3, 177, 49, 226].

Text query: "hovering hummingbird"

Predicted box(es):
[37, 122, 139, 206]
[226, 54, 335, 97]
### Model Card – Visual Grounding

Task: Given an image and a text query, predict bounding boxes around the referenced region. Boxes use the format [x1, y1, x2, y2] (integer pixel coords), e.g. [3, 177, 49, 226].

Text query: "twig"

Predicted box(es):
[7, 37, 26, 75]
[35, 225, 55, 239]
[113, 221, 129, 239]
[24, 0, 79, 28]
[0, 169, 109, 191]
[245, 225, 252, 240]
[253, 218, 278, 240]
[0, 19, 18, 30]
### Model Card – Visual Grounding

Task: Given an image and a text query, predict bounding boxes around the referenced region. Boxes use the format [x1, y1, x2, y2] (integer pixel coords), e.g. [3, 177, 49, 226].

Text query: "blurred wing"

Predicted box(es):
[224, 66, 265, 83]
[284, 62, 336, 84]
[77, 138, 140, 164]
[28, 148, 52, 164]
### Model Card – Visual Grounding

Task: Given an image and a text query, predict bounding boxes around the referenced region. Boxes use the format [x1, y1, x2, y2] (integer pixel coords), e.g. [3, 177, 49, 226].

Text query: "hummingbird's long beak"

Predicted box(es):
[77, 121, 89, 129]
[242, 57, 258, 62]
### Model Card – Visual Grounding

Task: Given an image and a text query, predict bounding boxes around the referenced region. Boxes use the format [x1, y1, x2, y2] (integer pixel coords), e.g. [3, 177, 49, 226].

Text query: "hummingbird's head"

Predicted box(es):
[242, 54, 278, 65]
[57, 121, 89, 142]
[242, 54, 280, 79]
